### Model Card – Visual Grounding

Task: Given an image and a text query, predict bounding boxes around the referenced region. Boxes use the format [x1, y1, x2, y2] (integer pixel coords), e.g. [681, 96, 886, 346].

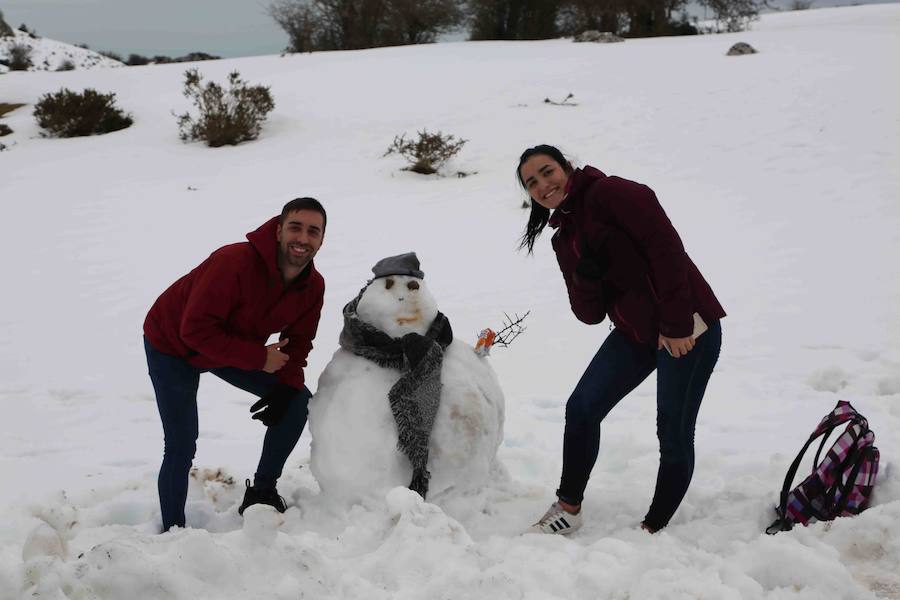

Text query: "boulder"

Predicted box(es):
[727, 42, 758, 56]
[575, 30, 625, 43]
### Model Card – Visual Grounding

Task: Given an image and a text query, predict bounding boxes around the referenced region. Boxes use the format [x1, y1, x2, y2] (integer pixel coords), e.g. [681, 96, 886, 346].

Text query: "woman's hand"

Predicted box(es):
[658, 334, 695, 358]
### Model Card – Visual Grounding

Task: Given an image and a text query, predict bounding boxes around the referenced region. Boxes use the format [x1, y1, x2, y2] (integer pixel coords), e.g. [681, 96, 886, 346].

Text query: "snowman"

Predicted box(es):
[309, 252, 505, 504]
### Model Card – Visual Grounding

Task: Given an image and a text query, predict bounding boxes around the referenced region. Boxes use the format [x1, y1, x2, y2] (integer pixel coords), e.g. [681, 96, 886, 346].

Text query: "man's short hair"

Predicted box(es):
[280, 197, 327, 232]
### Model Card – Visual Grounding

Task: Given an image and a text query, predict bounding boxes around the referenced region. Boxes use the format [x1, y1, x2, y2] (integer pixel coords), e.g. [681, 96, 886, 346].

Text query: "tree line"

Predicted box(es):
[268, 0, 762, 52]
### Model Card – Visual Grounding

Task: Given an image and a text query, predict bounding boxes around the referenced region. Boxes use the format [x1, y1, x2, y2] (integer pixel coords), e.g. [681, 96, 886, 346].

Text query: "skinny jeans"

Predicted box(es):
[556, 321, 722, 531]
[144, 337, 310, 531]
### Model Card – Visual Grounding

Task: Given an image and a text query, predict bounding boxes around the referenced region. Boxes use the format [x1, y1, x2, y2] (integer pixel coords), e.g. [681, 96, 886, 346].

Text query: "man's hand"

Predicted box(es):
[250, 384, 296, 426]
[658, 334, 695, 358]
[263, 338, 290, 373]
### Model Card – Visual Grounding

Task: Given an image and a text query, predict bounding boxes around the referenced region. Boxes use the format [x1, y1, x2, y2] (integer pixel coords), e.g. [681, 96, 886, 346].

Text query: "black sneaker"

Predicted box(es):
[238, 479, 287, 515]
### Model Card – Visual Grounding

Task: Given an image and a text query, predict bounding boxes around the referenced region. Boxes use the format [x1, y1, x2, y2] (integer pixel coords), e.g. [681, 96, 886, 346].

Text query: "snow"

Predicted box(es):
[0, 30, 123, 73]
[1, 4, 899, 598]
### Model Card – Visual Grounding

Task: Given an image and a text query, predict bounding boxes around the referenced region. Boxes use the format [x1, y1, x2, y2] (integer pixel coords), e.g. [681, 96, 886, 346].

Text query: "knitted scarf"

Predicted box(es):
[339, 287, 453, 498]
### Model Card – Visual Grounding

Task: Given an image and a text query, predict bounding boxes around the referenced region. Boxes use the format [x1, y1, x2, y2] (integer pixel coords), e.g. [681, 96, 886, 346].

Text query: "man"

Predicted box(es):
[143, 198, 326, 531]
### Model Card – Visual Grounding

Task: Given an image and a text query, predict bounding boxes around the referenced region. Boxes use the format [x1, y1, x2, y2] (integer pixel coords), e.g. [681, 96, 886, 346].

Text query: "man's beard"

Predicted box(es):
[279, 243, 314, 270]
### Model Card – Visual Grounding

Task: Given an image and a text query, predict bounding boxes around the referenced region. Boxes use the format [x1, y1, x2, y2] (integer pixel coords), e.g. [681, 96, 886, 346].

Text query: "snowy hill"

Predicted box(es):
[0, 29, 123, 73]
[1, 4, 899, 599]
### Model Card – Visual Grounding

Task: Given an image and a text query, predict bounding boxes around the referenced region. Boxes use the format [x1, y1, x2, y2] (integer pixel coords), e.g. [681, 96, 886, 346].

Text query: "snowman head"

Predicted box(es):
[356, 252, 439, 338]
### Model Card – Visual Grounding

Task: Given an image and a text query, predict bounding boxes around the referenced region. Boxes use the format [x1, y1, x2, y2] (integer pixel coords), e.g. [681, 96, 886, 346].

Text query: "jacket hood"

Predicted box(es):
[549, 166, 607, 228]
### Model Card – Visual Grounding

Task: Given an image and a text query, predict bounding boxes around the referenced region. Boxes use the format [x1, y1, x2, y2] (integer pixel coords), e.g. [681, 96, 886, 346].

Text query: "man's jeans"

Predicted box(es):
[144, 337, 310, 531]
[556, 321, 722, 530]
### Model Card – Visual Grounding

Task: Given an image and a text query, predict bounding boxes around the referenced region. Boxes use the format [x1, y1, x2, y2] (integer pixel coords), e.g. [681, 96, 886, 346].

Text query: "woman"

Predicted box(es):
[519, 145, 726, 534]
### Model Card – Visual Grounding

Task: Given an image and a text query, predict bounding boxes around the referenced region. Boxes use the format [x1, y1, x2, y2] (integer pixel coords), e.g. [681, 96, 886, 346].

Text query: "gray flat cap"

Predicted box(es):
[371, 252, 424, 279]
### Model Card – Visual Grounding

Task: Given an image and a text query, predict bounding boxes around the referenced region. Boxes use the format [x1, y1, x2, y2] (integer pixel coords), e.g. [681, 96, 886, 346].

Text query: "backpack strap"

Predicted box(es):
[766, 401, 864, 535]
[812, 426, 865, 521]
[832, 441, 878, 517]
[832, 447, 866, 516]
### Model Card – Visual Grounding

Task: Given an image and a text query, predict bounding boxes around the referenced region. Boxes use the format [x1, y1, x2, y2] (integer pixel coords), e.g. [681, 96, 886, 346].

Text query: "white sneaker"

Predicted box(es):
[527, 502, 583, 535]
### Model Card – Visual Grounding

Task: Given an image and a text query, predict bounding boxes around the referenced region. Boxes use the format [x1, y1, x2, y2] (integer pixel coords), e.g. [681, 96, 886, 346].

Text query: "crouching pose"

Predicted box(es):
[517, 145, 726, 535]
[143, 198, 326, 531]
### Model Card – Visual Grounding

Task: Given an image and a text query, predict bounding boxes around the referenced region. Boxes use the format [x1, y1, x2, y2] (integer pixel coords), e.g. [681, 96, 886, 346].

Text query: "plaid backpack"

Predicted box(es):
[766, 400, 879, 534]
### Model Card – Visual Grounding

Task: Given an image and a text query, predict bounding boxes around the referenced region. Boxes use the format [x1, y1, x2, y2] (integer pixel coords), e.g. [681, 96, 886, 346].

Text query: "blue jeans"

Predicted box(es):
[556, 321, 722, 530]
[144, 337, 310, 530]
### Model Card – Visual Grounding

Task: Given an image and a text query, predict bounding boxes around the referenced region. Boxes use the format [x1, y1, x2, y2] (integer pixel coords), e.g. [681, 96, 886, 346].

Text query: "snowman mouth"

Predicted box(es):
[396, 308, 422, 325]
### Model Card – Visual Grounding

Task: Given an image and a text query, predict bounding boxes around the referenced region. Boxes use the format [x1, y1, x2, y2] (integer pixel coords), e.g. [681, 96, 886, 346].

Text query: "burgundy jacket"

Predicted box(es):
[549, 166, 725, 345]
[143, 216, 325, 389]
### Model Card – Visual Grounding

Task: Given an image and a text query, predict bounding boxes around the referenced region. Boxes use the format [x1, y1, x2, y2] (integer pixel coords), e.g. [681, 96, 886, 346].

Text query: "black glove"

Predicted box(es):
[401, 333, 434, 370]
[250, 383, 296, 426]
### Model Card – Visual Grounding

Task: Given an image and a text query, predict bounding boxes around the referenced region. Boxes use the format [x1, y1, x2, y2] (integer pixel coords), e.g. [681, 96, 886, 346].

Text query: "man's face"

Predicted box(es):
[276, 209, 325, 271]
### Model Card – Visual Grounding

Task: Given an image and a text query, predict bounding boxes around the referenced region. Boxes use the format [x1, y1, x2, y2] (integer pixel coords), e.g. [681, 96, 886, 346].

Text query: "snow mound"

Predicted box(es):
[0, 30, 123, 72]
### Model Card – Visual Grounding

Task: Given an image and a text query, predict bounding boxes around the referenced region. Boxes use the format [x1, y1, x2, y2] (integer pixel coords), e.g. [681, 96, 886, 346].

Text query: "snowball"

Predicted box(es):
[385, 487, 423, 516]
[241, 505, 284, 546]
[22, 522, 66, 561]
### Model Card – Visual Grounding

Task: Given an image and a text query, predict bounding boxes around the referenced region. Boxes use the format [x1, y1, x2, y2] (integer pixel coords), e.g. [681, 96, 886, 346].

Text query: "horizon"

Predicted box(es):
[3, 0, 899, 59]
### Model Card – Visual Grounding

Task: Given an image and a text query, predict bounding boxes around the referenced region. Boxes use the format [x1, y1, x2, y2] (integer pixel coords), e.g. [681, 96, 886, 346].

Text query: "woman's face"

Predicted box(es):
[519, 155, 570, 210]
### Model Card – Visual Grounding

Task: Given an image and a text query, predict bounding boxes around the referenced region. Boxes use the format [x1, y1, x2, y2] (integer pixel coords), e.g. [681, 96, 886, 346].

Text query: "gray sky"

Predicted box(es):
[1, 0, 287, 58]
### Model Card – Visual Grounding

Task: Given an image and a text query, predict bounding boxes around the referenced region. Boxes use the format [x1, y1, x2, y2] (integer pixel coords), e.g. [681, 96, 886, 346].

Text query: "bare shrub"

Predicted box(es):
[99, 50, 123, 62]
[175, 69, 275, 147]
[18, 23, 37, 38]
[34, 89, 133, 137]
[56, 59, 75, 71]
[0, 123, 12, 136]
[268, 0, 463, 52]
[8, 43, 33, 70]
[699, 0, 761, 32]
[384, 129, 466, 175]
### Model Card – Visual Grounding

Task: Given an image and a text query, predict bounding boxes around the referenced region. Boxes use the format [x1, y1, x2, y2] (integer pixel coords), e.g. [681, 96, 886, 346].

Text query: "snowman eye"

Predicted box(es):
[407, 280, 419, 291]
[385, 278, 394, 290]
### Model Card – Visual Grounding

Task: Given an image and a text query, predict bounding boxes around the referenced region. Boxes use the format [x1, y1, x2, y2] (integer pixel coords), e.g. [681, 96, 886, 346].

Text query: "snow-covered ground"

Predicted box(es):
[1, 4, 899, 598]
[0, 29, 123, 73]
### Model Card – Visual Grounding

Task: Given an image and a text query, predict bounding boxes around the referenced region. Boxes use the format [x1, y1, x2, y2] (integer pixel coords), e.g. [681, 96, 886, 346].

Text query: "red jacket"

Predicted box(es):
[549, 166, 725, 345]
[143, 216, 325, 389]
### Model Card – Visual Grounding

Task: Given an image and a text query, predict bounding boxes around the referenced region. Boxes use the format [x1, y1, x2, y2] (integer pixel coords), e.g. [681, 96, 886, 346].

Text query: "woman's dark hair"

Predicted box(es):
[281, 197, 327, 232]
[516, 145, 573, 254]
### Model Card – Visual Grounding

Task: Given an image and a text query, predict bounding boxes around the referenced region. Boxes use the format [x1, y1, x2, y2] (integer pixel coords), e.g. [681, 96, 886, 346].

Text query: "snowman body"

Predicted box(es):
[308, 274, 505, 503]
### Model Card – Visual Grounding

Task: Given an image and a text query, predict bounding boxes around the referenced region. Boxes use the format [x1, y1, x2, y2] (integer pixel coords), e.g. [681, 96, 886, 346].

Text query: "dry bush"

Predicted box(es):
[175, 69, 275, 147]
[7, 43, 33, 70]
[384, 129, 466, 174]
[33, 88, 133, 137]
